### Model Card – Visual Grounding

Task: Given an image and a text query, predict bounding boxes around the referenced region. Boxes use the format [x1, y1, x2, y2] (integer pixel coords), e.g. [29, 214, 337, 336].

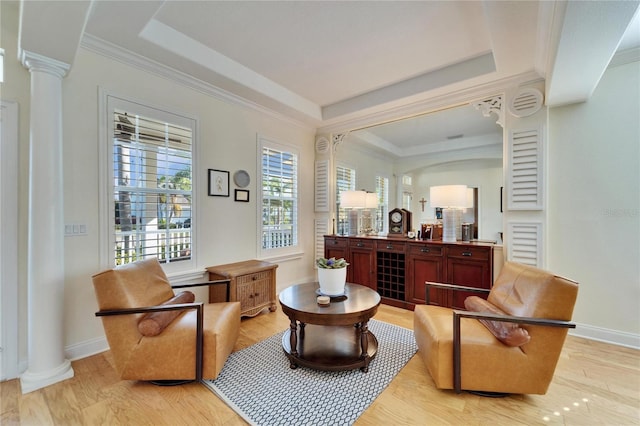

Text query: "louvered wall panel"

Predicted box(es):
[507, 128, 543, 210]
[507, 221, 542, 268]
[315, 219, 329, 267]
[314, 159, 330, 212]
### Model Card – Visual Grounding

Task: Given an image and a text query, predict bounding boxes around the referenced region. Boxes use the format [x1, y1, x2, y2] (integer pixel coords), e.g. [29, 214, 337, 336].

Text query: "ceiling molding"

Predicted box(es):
[609, 47, 640, 68]
[317, 71, 542, 135]
[18, 0, 92, 66]
[545, 0, 640, 106]
[139, 18, 322, 122]
[321, 53, 496, 120]
[80, 34, 316, 132]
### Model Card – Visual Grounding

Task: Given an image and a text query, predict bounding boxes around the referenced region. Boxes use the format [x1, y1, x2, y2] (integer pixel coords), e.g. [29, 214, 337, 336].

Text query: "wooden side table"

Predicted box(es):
[207, 260, 278, 318]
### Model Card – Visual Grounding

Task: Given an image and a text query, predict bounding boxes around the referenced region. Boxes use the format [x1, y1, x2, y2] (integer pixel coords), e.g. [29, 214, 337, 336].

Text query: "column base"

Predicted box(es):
[20, 359, 74, 394]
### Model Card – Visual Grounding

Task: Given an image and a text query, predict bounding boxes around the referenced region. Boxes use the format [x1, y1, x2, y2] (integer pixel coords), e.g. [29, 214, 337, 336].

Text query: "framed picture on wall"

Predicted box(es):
[234, 189, 249, 202]
[208, 169, 229, 197]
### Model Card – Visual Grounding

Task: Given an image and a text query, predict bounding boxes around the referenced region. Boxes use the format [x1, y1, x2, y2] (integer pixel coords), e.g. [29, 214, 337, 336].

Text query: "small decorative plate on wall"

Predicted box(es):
[233, 170, 250, 188]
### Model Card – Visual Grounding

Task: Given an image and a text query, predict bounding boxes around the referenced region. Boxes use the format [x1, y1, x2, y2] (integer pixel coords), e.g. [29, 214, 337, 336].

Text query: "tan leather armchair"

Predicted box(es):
[414, 261, 578, 395]
[92, 258, 240, 384]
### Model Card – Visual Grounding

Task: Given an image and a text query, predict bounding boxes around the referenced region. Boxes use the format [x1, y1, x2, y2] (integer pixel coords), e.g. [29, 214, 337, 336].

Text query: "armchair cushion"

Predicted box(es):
[138, 291, 195, 337]
[464, 296, 530, 347]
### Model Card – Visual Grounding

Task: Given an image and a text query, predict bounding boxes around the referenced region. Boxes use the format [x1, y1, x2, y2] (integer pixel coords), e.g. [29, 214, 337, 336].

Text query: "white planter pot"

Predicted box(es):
[317, 267, 347, 296]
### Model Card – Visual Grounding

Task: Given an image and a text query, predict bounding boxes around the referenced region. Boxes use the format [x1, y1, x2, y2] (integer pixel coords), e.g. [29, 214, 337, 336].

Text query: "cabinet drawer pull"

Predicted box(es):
[420, 247, 430, 253]
[462, 251, 472, 257]
[333, 240, 339, 244]
[252, 276, 258, 280]
[386, 244, 393, 249]
[357, 242, 364, 247]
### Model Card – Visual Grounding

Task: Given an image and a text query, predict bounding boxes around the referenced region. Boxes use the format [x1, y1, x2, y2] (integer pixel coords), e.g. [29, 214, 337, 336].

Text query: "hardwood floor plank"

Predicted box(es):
[1, 378, 20, 425]
[2, 304, 639, 425]
[18, 390, 55, 425]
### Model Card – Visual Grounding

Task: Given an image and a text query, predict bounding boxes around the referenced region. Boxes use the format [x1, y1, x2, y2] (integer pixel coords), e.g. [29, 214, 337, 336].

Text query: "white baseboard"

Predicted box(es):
[65, 336, 109, 361]
[570, 322, 640, 350]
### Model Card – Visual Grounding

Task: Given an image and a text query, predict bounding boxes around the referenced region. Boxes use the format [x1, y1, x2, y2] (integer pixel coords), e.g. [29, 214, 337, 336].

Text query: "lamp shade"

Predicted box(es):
[364, 192, 378, 209]
[340, 190, 366, 208]
[430, 185, 469, 208]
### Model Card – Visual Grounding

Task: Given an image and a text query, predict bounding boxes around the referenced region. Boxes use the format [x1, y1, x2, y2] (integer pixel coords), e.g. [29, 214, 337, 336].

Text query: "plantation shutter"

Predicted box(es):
[336, 165, 356, 235]
[376, 176, 389, 234]
[112, 110, 192, 265]
[261, 146, 298, 249]
[315, 159, 330, 212]
[508, 221, 542, 268]
[507, 127, 543, 210]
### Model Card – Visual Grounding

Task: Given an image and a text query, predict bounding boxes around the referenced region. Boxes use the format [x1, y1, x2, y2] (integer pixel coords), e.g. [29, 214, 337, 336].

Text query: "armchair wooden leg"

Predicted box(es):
[195, 303, 203, 382]
[453, 312, 462, 393]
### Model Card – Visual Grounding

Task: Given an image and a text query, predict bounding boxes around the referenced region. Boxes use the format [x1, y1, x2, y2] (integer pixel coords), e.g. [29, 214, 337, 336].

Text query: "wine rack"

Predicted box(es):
[376, 251, 405, 300]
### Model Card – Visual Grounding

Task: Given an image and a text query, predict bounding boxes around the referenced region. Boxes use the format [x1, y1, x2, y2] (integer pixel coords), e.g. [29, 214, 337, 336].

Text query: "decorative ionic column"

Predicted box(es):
[19, 51, 74, 393]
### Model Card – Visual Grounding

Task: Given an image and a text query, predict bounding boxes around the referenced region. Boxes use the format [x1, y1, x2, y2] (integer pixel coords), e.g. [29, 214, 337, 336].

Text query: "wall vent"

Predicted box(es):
[315, 136, 330, 154]
[509, 88, 543, 118]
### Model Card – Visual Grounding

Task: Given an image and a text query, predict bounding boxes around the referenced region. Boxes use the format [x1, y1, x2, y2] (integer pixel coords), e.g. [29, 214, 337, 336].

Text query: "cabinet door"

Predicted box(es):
[249, 279, 272, 309]
[237, 272, 272, 312]
[324, 236, 348, 261]
[406, 244, 444, 305]
[446, 246, 492, 309]
[349, 239, 375, 289]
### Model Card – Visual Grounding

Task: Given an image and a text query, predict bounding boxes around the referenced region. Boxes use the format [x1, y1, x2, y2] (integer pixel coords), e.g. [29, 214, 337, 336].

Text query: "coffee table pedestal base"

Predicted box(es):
[282, 324, 378, 372]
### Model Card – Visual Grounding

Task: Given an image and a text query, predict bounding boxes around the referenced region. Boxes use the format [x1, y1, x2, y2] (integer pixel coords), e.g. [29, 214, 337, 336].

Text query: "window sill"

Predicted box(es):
[259, 251, 304, 263]
[166, 269, 208, 285]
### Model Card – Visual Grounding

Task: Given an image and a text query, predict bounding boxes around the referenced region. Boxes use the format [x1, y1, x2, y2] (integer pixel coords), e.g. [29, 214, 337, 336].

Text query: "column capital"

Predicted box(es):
[20, 49, 70, 78]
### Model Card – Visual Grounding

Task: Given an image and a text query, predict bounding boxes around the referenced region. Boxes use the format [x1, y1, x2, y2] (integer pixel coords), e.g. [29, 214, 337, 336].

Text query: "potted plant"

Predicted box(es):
[316, 257, 349, 296]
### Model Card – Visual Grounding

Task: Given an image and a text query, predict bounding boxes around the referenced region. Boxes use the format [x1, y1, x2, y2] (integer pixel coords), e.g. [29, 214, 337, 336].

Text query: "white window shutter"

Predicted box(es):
[507, 127, 543, 210]
[507, 221, 542, 268]
[314, 219, 329, 264]
[315, 159, 330, 212]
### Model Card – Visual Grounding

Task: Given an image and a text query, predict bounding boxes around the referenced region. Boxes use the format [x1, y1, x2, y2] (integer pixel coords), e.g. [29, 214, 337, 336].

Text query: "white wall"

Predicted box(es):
[548, 60, 640, 346]
[59, 48, 316, 355]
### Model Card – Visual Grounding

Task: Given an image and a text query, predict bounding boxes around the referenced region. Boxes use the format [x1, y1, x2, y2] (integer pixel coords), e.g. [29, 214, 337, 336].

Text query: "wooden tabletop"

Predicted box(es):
[279, 282, 381, 326]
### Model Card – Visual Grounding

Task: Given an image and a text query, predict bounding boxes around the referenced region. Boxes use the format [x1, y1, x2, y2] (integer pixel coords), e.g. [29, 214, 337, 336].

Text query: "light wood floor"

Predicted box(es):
[2, 304, 639, 425]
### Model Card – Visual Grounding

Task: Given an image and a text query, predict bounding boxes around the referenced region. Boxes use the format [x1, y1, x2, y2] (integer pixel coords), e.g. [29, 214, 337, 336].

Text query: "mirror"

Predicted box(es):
[335, 102, 503, 242]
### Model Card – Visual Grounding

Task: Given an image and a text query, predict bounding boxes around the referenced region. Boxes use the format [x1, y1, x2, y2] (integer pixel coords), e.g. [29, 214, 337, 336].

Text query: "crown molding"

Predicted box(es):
[317, 71, 542, 135]
[80, 34, 315, 131]
[609, 47, 640, 69]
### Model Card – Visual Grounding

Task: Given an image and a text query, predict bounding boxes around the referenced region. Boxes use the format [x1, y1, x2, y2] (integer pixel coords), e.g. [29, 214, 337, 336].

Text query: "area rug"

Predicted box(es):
[203, 319, 417, 426]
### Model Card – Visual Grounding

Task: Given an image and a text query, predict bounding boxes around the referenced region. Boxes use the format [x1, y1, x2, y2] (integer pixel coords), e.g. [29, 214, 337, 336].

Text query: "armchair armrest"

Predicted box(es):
[95, 302, 205, 382]
[172, 278, 232, 302]
[424, 281, 490, 305]
[451, 310, 576, 394]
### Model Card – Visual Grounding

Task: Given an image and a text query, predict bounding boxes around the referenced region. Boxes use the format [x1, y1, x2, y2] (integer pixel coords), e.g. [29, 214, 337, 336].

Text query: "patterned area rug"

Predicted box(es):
[203, 319, 417, 426]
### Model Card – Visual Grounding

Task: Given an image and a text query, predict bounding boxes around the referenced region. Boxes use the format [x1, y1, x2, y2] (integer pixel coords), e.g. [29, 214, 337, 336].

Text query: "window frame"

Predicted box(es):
[99, 90, 198, 274]
[257, 135, 300, 260]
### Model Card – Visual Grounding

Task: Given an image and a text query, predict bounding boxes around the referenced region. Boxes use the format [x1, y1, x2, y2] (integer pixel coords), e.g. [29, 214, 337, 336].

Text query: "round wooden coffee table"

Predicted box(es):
[278, 282, 381, 372]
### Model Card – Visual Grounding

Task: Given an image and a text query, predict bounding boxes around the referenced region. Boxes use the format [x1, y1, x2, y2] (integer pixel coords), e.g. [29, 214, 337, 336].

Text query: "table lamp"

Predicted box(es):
[429, 185, 469, 243]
